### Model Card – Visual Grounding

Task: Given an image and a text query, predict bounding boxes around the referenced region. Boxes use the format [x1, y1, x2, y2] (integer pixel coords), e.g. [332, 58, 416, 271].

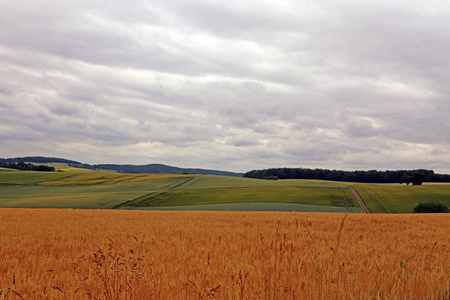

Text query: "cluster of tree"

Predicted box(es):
[413, 202, 449, 213]
[0, 161, 55, 172]
[399, 173, 427, 185]
[0, 156, 81, 164]
[243, 168, 450, 183]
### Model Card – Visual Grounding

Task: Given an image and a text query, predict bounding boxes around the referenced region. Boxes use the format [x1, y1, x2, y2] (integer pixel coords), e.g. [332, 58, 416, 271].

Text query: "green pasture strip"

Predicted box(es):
[127, 186, 356, 208]
[0, 177, 188, 209]
[121, 202, 363, 213]
[282, 179, 361, 187]
[176, 175, 349, 190]
[354, 184, 450, 213]
[0, 168, 15, 172]
[0, 193, 127, 209]
[0, 171, 75, 185]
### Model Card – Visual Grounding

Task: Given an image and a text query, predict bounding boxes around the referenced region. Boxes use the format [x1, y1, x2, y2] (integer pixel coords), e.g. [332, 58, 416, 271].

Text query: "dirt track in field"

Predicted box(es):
[350, 186, 370, 213]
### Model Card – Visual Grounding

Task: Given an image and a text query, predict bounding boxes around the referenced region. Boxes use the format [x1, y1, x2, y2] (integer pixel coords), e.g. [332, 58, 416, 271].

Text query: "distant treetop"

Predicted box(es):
[0, 156, 81, 165]
[243, 168, 450, 183]
[0, 161, 55, 172]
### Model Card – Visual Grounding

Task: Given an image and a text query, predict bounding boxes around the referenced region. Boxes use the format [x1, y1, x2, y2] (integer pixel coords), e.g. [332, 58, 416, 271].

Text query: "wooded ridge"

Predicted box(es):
[244, 167, 450, 183]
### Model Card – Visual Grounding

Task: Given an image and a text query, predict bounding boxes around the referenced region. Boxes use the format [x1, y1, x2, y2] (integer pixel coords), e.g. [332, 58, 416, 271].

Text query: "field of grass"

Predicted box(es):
[0, 172, 361, 211]
[0, 171, 74, 184]
[126, 186, 356, 209]
[0, 209, 448, 298]
[178, 176, 350, 189]
[283, 179, 367, 187]
[2, 171, 450, 213]
[0, 174, 195, 209]
[0, 181, 171, 209]
[354, 184, 450, 213]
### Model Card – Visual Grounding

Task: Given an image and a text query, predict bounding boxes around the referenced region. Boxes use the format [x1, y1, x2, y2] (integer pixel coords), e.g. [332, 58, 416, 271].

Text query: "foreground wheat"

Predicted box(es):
[0, 209, 448, 299]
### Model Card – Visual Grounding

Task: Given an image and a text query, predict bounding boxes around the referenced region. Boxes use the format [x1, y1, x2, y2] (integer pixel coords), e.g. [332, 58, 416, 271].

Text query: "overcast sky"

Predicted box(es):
[1, 1, 449, 173]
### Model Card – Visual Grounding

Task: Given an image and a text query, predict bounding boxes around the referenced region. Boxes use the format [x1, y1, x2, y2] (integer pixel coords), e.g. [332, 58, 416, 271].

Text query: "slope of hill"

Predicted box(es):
[0, 172, 360, 212]
[0, 156, 243, 177]
[1, 170, 450, 213]
[91, 163, 243, 177]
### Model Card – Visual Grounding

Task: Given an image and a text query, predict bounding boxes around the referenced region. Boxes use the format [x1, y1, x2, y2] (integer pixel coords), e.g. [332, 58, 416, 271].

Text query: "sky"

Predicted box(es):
[1, 0, 449, 173]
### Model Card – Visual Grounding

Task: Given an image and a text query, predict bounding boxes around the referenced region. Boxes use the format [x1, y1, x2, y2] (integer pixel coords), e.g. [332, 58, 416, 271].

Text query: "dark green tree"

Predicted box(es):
[411, 172, 426, 185]
[399, 174, 412, 185]
[413, 202, 449, 213]
[399, 172, 426, 185]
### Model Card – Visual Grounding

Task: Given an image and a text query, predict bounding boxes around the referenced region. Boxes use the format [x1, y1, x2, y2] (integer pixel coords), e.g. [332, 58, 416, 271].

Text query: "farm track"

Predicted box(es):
[350, 186, 370, 213]
[112, 177, 196, 209]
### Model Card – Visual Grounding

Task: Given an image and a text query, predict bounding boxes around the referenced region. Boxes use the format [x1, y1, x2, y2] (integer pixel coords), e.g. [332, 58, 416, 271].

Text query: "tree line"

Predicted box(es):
[0, 161, 55, 172]
[243, 168, 450, 183]
[0, 156, 81, 164]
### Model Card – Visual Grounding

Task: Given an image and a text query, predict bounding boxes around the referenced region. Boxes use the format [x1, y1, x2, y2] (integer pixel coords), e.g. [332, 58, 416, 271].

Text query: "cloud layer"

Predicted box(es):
[1, 0, 449, 172]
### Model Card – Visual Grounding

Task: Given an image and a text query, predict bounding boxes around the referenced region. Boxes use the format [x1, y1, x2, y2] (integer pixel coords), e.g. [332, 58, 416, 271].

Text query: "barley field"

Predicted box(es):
[0, 209, 448, 299]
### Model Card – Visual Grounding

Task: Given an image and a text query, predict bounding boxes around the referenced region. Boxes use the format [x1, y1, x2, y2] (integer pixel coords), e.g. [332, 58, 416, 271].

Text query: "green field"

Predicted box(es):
[173, 176, 349, 189]
[1, 171, 449, 213]
[0, 172, 360, 212]
[125, 185, 355, 207]
[0, 171, 75, 184]
[0, 172, 194, 209]
[354, 184, 450, 213]
[0, 178, 195, 209]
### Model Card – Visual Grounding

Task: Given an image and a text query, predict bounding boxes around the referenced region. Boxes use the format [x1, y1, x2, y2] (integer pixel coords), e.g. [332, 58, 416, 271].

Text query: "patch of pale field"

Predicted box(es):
[38, 172, 197, 186]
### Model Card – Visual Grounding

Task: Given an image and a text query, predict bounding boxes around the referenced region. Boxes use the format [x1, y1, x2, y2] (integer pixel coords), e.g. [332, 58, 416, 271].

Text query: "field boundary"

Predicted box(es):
[350, 186, 370, 213]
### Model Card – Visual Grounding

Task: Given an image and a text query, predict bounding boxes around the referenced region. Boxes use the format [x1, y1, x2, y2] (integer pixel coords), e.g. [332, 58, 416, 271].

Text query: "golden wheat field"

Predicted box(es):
[0, 209, 449, 299]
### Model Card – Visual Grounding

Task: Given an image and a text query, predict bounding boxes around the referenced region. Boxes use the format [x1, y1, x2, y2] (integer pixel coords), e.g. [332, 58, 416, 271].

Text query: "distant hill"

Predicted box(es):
[0, 156, 243, 177]
[90, 164, 243, 177]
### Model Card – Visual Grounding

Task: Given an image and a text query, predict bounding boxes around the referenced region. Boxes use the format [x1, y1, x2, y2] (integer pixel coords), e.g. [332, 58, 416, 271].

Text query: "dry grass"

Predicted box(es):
[38, 173, 196, 186]
[0, 209, 449, 299]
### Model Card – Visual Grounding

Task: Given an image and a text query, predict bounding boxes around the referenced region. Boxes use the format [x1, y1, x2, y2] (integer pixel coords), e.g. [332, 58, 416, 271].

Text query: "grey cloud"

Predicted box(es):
[228, 136, 259, 147]
[1, 0, 450, 172]
[345, 117, 385, 138]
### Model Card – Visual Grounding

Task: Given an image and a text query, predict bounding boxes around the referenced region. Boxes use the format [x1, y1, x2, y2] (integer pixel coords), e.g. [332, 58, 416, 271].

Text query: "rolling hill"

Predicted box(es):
[0, 171, 361, 212]
[0, 156, 243, 177]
